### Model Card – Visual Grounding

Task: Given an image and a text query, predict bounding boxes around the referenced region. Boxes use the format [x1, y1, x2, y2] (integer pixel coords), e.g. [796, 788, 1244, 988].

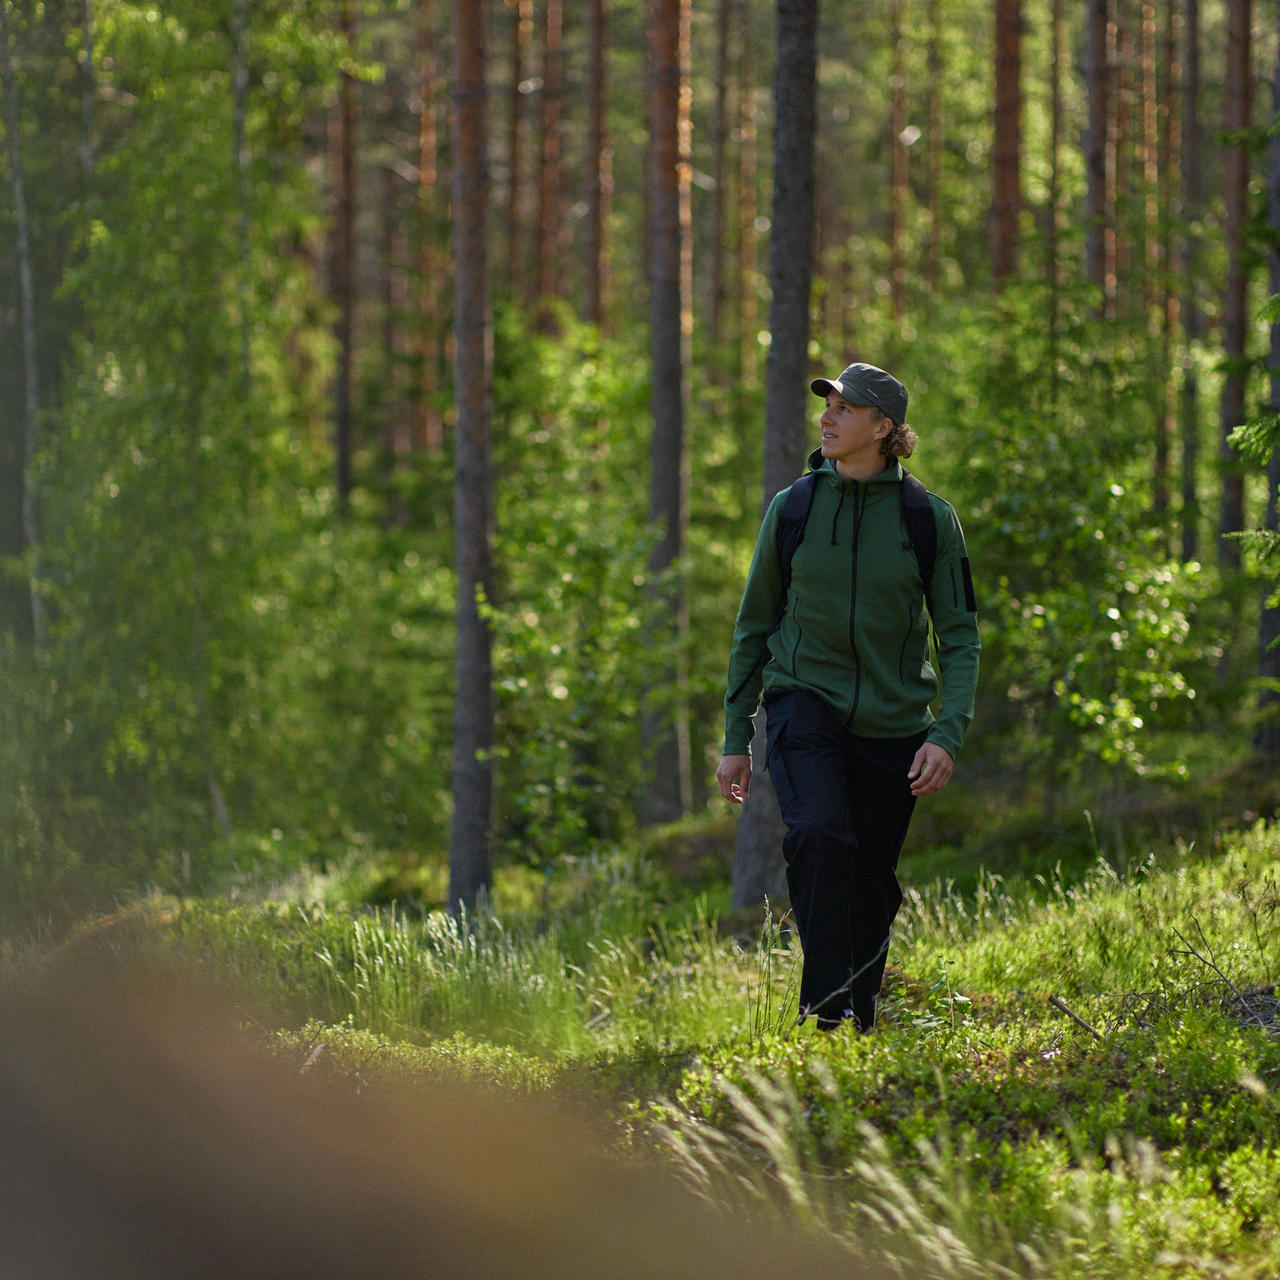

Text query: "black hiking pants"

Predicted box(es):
[764, 688, 924, 1031]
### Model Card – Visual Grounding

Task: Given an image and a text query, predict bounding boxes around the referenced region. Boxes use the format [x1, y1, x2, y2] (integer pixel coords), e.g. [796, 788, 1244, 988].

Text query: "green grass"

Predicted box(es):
[14, 821, 1280, 1279]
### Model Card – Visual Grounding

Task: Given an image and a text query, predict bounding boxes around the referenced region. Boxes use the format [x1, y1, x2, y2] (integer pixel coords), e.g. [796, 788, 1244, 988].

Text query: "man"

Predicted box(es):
[716, 362, 980, 1032]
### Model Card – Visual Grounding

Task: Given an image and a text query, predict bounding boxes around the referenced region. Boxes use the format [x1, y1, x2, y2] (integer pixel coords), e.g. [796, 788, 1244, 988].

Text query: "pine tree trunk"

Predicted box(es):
[79, 0, 94, 179]
[0, 0, 44, 647]
[232, 0, 252, 414]
[992, 0, 1022, 282]
[1180, 0, 1202, 563]
[731, 0, 818, 911]
[1156, 0, 1180, 529]
[1113, 0, 1133, 294]
[448, 0, 496, 913]
[379, 146, 409, 524]
[330, 0, 357, 516]
[414, 0, 445, 456]
[709, 0, 733, 353]
[1048, 0, 1064, 407]
[534, 0, 564, 313]
[504, 0, 532, 291]
[642, 0, 692, 824]
[889, 0, 907, 319]
[925, 0, 943, 296]
[584, 0, 610, 328]
[1259, 0, 1280, 758]
[736, 10, 759, 383]
[1085, 0, 1113, 310]
[1219, 0, 1251, 569]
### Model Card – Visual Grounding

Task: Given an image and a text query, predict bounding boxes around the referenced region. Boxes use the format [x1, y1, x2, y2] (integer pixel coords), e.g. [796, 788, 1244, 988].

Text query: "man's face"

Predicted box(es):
[818, 394, 890, 471]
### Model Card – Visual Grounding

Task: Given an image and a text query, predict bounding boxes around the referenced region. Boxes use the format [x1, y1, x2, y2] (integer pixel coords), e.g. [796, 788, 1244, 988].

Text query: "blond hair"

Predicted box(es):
[880, 418, 918, 459]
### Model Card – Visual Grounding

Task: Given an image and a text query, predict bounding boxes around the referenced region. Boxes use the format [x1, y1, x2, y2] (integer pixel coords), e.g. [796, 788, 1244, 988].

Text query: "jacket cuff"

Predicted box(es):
[723, 718, 754, 756]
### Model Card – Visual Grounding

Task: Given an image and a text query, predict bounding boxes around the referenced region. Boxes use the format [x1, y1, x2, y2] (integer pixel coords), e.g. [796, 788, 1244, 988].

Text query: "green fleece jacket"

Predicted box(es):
[723, 452, 980, 759]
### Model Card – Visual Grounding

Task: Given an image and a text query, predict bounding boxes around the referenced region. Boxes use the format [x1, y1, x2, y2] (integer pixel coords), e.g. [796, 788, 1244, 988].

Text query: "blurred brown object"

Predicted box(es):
[0, 956, 897, 1280]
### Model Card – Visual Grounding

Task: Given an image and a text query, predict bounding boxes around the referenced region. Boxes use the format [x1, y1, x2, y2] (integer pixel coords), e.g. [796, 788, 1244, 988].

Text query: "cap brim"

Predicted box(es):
[810, 377, 841, 397]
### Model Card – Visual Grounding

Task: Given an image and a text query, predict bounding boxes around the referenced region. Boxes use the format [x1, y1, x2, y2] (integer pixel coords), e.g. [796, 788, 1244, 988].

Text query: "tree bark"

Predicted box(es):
[925, 0, 943, 296]
[330, 0, 357, 516]
[1259, 0, 1280, 757]
[79, 0, 94, 180]
[232, 0, 252, 414]
[0, 0, 44, 646]
[1085, 0, 1113, 310]
[992, 0, 1022, 282]
[533, 0, 564, 313]
[642, 0, 693, 824]
[1155, 0, 1180, 529]
[448, 0, 496, 913]
[504, 0, 533, 291]
[888, 0, 907, 318]
[731, 0, 819, 911]
[1047, 0, 1064, 407]
[709, 0, 733, 352]
[1113, 0, 1133, 292]
[584, 0, 610, 328]
[1180, 0, 1202, 563]
[736, 6, 760, 382]
[1219, 0, 1251, 569]
[414, 0, 445, 455]
[379, 142, 409, 524]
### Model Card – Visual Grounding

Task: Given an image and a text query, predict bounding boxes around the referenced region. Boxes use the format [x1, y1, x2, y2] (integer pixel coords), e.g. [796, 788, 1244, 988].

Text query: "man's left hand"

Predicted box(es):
[908, 742, 953, 796]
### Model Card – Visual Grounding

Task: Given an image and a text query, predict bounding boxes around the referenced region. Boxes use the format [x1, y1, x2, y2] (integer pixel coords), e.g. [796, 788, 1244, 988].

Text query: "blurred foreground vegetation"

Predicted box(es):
[11, 807, 1279, 1280]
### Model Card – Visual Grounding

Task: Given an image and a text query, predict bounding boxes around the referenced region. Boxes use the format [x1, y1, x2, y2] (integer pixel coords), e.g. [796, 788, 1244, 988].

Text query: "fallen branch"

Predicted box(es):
[1171, 920, 1271, 1033]
[1048, 995, 1106, 1042]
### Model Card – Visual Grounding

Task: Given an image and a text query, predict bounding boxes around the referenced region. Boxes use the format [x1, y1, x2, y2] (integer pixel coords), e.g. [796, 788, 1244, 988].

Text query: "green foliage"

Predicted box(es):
[877, 280, 1222, 792]
[488, 308, 673, 861]
[267, 1017, 558, 1094]
[1229, 410, 1280, 576]
[0, 0, 464, 920]
[646, 823, 1280, 1280]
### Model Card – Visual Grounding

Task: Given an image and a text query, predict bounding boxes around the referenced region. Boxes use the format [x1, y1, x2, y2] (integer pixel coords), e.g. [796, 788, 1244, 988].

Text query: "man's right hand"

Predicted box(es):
[716, 754, 752, 804]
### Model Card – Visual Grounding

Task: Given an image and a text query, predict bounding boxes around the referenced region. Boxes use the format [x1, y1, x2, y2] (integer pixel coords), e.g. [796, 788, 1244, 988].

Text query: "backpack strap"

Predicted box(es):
[899, 468, 937, 593]
[726, 473, 818, 705]
[776, 471, 820, 603]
